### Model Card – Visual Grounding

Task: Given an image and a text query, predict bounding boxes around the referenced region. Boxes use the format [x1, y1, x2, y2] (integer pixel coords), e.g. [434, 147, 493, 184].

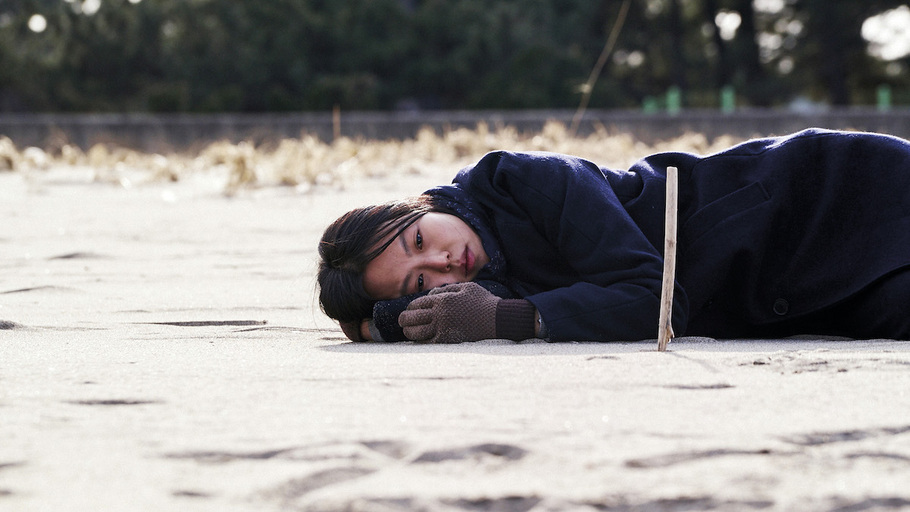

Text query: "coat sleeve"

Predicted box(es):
[455, 151, 688, 342]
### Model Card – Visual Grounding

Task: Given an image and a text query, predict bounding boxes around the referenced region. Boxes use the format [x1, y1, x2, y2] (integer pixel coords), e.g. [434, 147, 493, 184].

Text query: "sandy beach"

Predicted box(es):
[3, 162, 910, 512]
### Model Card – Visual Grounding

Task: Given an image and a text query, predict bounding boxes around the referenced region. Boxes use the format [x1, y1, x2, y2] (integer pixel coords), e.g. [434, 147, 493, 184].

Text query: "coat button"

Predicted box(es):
[773, 298, 789, 316]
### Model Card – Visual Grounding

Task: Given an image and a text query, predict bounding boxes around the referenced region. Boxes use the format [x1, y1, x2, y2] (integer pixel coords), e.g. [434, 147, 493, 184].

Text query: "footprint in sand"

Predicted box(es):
[0, 320, 24, 330]
[0, 462, 25, 497]
[47, 252, 108, 260]
[65, 399, 164, 406]
[411, 443, 528, 463]
[164, 440, 533, 509]
[781, 424, 910, 446]
[1, 286, 78, 294]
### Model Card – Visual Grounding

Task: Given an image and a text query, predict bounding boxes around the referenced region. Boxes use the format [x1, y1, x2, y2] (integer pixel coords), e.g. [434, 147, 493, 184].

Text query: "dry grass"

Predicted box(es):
[0, 121, 744, 193]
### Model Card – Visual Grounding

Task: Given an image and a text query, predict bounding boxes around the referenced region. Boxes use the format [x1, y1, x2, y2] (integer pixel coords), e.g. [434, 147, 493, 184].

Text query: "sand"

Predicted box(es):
[2, 165, 910, 512]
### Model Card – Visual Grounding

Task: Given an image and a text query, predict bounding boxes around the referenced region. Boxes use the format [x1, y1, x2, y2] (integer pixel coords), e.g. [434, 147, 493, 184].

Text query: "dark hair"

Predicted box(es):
[317, 195, 442, 323]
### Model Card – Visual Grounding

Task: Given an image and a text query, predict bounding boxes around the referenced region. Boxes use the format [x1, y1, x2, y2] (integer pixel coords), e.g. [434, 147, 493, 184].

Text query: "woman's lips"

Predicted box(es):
[464, 247, 475, 277]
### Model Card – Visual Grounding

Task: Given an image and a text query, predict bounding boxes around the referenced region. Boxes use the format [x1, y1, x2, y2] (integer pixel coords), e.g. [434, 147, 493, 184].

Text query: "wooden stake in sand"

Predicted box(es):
[657, 166, 679, 352]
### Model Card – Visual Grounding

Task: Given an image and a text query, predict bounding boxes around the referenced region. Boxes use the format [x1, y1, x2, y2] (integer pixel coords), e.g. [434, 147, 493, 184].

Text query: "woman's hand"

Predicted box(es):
[399, 282, 499, 343]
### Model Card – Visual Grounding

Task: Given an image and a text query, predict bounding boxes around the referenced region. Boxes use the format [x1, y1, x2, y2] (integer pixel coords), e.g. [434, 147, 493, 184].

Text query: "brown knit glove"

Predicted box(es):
[399, 282, 536, 343]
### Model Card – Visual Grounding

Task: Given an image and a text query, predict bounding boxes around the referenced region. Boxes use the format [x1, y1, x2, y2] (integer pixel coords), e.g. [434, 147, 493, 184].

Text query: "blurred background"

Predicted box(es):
[2, 0, 909, 112]
[1, 0, 909, 151]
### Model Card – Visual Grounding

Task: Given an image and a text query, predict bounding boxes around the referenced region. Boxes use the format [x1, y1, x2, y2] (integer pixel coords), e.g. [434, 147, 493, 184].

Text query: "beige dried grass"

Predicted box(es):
[0, 122, 745, 193]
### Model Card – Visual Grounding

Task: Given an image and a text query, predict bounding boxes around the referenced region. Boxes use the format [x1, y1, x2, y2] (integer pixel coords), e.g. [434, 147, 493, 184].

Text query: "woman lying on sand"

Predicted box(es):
[318, 128, 910, 343]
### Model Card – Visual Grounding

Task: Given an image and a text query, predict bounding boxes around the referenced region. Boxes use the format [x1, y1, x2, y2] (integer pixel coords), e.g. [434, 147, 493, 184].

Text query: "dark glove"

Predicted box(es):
[399, 282, 498, 343]
[399, 282, 537, 343]
[371, 280, 518, 342]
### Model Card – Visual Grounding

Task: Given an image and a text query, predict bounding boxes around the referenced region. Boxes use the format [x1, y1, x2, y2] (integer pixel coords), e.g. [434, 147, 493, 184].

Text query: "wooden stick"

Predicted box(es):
[657, 166, 679, 352]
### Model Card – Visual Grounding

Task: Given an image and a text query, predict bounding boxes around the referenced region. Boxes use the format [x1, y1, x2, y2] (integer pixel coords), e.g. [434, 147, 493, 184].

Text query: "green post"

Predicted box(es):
[877, 84, 892, 112]
[721, 85, 735, 114]
[666, 86, 681, 115]
[642, 96, 659, 114]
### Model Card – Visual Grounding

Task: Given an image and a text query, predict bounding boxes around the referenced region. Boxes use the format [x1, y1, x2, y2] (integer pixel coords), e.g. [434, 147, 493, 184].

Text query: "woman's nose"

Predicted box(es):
[425, 252, 451, 272]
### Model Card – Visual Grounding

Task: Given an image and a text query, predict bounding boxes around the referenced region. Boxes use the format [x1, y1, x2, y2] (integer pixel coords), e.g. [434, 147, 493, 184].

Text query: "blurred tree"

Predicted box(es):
[402, 0, 593, 109]
[792, 0, 907, 105]
[728, 0, 774, 106]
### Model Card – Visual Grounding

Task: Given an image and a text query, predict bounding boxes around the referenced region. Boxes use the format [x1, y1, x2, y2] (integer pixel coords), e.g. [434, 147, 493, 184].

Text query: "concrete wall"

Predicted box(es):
[3, 109, 910, 152]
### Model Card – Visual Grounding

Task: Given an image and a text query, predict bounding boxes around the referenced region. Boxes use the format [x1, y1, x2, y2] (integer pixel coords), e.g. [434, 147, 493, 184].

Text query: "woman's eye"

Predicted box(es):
[415, 231, 423, 250]
[417, 274, 424, 292]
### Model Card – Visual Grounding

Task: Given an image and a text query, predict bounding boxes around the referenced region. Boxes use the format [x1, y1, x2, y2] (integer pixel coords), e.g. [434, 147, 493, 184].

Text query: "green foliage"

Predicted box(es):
[0, 0, 908, 112]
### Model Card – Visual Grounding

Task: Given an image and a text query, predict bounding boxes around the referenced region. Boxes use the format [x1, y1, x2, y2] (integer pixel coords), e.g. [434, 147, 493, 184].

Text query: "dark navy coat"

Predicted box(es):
[449, 128, 910, 341]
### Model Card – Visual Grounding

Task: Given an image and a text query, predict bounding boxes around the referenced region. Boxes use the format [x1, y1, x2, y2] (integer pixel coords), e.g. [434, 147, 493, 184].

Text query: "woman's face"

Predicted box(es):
[363, 212, 490, 300]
